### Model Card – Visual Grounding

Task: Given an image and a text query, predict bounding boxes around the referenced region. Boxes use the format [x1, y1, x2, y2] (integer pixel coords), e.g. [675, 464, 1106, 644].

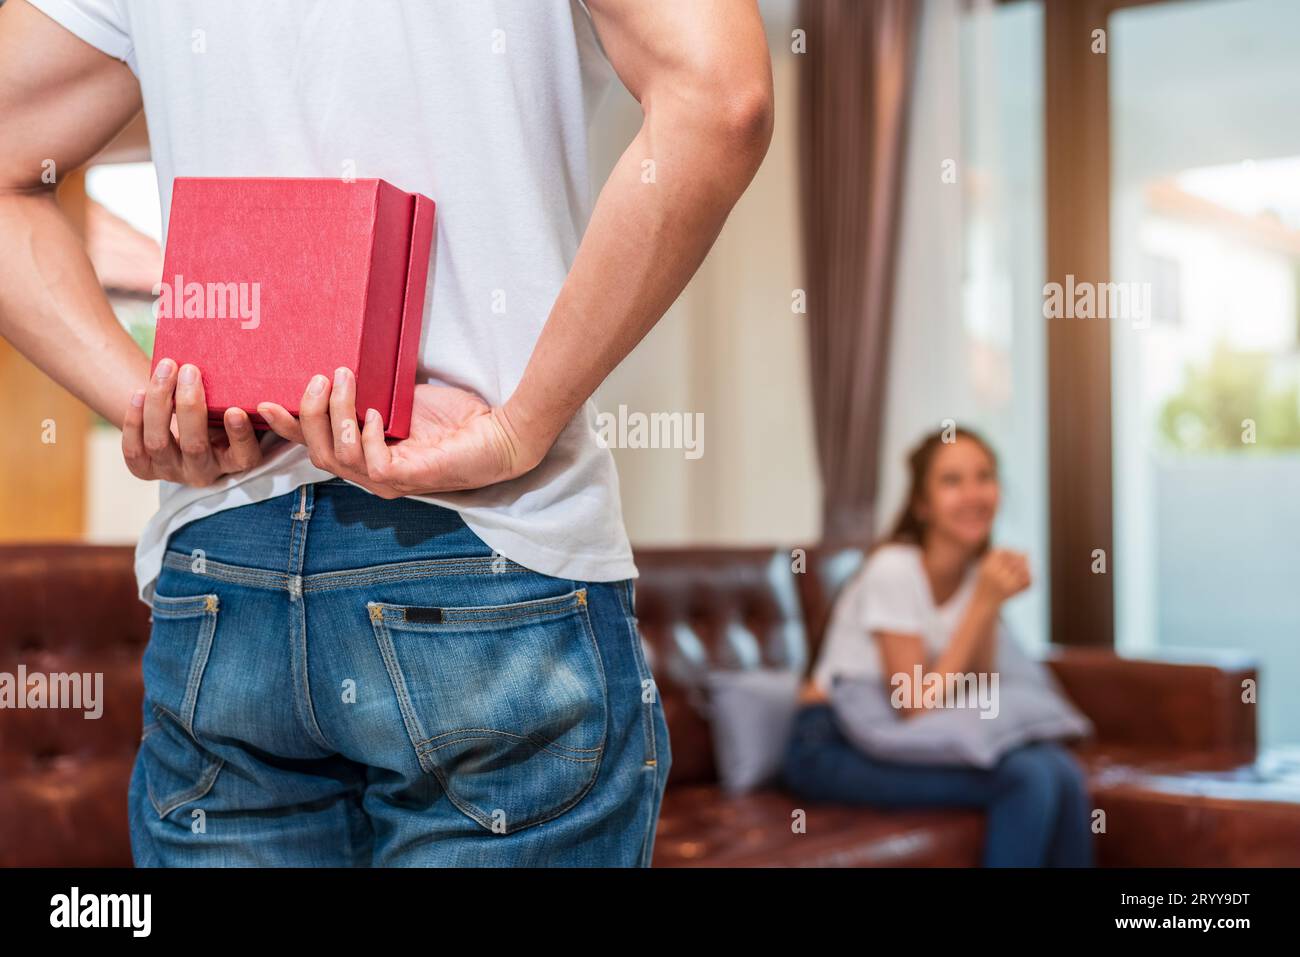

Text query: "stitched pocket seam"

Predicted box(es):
[143, 591, 223, 818]
[147, 755, 224, 819]
[417, 732, 602, 763]
[414, 727, 604, 758]
[370, 588, 587, 627]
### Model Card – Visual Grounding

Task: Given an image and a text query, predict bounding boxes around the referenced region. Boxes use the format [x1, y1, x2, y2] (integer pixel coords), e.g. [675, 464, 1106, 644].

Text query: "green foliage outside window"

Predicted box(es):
[1157, 340, 1300, 451]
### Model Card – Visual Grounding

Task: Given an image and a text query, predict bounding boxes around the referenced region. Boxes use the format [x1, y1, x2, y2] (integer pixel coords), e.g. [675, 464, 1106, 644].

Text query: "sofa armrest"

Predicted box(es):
[1043, 645, 1257, 757]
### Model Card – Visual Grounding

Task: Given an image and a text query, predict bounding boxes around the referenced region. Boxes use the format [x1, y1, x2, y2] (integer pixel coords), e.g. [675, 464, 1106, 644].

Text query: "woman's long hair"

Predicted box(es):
[875, 426, 999, 556]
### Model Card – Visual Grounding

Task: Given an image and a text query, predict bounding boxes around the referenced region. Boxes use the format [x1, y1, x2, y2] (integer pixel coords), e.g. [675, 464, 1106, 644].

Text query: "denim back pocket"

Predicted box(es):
[140, 592, 225, 819]
[367, 586, 609, 834]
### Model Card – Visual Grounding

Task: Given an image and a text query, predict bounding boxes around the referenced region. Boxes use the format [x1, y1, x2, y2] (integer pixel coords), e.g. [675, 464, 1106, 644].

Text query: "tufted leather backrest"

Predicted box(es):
[0, 544, 148, 866]
[630, 544, 866, 786]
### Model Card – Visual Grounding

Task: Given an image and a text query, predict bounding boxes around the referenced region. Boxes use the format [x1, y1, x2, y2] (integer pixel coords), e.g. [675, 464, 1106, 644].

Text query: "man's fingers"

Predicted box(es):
[360, 407, 399, 488]
[174, 363, 215, 473]
[329, 367, 363, 469]
[299, 373, 337, 470]
[121, 389, 152, 478]
[142, 358, 181, 472]
[257, 402, 304, 444]
[218, 407, 262, 472]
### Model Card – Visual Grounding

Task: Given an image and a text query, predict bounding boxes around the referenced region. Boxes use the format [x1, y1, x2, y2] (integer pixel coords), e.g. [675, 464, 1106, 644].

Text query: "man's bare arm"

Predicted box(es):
[0, 0, 262, 482]
[0, 0, 147, 423]
[500, 0, 775, 460]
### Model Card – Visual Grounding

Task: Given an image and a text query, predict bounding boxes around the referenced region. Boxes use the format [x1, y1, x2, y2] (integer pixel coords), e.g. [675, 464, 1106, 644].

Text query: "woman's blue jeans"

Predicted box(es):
[128, 478, 672, 866]
[782, 702, 1095, 867]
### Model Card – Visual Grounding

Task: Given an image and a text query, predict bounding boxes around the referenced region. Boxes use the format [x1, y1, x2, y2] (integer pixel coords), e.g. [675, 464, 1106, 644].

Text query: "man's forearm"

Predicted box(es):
[502, 27, 774, 462]
[0, 188, 149, 425]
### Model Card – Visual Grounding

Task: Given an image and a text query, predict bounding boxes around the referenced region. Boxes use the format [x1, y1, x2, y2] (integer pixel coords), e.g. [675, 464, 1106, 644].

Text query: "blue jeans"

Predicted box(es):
[782, 702, 1094, 867]
[128, 478, 672, 866]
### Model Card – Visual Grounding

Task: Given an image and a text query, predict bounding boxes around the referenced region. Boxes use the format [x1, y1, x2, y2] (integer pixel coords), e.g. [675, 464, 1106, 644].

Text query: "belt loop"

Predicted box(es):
[287, 482, 316, 586]
[291, 482, 315, 521]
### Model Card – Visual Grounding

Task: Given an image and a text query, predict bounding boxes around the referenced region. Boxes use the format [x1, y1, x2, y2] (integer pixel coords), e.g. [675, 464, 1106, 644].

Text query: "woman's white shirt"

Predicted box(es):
[810, 543, 989, 693]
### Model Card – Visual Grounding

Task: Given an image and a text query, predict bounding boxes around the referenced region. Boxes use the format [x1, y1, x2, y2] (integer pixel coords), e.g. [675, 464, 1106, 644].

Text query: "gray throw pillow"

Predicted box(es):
[696, 669, 803, 795]
[828, 637, 1093, 769]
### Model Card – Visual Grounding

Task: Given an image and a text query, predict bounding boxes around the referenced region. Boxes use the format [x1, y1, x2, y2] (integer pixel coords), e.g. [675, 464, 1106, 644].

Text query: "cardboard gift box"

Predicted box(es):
[150, 177, 435, 439]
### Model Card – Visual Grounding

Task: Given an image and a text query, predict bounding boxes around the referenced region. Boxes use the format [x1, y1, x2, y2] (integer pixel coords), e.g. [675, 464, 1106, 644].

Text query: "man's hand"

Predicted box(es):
[121, 358, 264, 485]
[257, 368, 542, 499]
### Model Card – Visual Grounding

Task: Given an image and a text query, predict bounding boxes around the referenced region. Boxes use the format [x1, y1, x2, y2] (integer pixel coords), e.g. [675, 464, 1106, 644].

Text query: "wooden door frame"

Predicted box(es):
[1043, 0, 1115, 647]
[1040, 0, 1179, 646]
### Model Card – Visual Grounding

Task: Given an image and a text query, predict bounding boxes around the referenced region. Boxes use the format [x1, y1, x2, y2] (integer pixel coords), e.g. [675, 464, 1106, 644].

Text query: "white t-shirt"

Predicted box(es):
[811, 543, 1003, 692]
[31, 0, 638, 603]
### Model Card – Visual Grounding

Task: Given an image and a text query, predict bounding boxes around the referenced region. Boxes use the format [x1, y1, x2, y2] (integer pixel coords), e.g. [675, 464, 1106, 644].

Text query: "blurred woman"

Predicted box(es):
[783, 427, 1094, 867]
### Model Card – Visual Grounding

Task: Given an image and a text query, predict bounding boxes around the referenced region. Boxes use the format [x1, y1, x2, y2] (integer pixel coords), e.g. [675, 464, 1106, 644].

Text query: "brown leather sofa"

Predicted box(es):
[0, 545, 148, 867]
[1, 543, 1297, 867]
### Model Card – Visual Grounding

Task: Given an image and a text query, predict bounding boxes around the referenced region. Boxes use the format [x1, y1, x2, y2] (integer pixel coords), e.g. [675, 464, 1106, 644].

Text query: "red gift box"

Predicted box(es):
[150, 177, 435, 439]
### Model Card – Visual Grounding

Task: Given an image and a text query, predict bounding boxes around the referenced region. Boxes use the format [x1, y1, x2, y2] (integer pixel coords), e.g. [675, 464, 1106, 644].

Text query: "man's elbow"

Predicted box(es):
[718, 82, 775, 167]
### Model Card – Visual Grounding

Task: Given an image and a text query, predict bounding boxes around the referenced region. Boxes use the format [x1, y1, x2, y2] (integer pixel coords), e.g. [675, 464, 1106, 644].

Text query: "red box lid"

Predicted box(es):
[150, 177, 435, 439]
